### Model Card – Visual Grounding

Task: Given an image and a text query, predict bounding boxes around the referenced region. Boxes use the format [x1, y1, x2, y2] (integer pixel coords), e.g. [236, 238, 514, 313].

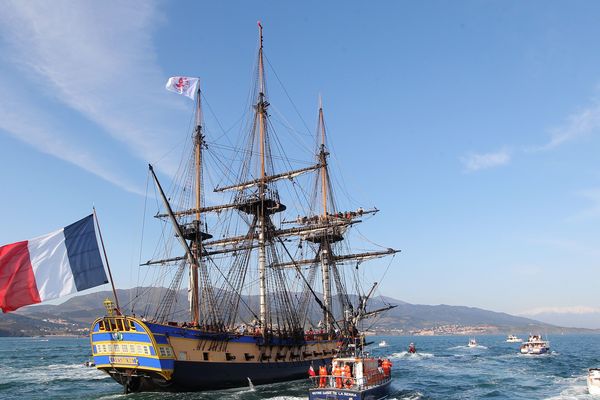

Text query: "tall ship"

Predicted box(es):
[89, 24, 399, 393]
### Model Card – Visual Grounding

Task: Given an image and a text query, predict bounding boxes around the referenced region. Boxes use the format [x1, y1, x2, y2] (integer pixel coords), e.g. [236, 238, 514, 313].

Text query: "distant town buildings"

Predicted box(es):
[370, 324, 501, 336]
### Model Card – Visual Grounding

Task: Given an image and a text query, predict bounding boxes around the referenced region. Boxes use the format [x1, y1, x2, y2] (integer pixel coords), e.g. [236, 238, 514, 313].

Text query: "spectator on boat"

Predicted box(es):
[333, 363, 342, 388]
[344, 364, 353, 388]
[381, 359, 392, 376]
[319, 365, 327, 388]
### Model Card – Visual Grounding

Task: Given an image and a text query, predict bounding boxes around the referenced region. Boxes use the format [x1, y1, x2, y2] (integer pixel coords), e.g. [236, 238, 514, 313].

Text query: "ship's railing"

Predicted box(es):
[310, 371, 391, 390]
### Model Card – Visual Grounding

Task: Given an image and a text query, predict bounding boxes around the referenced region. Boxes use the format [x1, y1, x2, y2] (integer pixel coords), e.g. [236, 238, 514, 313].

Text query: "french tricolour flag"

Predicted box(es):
[0, 215, 109, 313]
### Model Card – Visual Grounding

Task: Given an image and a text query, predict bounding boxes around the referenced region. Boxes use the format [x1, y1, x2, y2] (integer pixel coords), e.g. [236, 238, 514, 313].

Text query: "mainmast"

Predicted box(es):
[317, 99, 333, 332]
[257, 21, 268, 328]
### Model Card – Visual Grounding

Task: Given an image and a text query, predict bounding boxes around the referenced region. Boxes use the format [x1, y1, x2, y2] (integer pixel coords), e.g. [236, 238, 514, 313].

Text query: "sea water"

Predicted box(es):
[1, 335, 599, 399]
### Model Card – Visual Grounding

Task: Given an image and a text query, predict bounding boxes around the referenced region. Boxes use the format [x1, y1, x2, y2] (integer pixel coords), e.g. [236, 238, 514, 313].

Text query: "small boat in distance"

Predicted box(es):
[520, 334, 550, 355]
[506, 335, 522, 343]
[408, 343, 416, 354]
[588, 368, 600, 395]
[378, 340, 388, 347]
[467, 338, 478, 348]
[309, 345, 392, 400]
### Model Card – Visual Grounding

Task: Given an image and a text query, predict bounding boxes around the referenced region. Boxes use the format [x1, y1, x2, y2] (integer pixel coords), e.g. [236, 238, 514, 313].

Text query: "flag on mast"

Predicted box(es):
[0, 215, 109, 313]
[165, 76, 200, 100]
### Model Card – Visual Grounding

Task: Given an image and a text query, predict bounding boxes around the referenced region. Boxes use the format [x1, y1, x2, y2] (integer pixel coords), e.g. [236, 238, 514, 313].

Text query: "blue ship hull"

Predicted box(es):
[90, 316, 338, 392]
[171, 358, 329, 390]
[104, 358, 332, 392]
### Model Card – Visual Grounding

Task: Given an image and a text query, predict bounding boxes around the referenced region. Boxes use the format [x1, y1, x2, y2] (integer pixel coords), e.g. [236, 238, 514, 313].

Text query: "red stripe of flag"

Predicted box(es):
[0, 241, 41, 313]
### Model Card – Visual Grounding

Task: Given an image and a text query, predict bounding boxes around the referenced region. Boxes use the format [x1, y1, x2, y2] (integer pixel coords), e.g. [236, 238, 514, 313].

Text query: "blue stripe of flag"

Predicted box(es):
[63, 214, 108, 291]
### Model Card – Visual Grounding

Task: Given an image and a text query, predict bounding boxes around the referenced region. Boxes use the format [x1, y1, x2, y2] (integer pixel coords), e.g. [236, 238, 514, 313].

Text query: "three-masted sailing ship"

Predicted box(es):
[89, 24, 399, 393]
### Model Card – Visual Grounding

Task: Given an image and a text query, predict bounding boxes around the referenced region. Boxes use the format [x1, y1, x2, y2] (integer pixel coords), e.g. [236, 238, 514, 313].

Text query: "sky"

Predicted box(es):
[0, 1, 599, 327]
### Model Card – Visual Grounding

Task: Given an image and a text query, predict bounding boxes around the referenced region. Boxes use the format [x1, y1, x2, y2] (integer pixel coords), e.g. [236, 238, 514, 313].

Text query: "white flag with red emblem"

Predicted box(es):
[308, 365, 316, 377]
[165, 76, 200, 100]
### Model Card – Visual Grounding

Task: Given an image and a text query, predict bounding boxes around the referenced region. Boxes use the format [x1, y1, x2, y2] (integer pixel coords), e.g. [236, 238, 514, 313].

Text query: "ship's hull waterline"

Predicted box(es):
[109, 358, 333, 392]
[90, 316, 339, 392]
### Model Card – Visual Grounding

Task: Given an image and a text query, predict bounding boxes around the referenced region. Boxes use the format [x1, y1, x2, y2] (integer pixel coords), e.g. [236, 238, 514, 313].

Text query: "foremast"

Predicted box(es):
[317, 98, 333, 333]
[288, 99, 400, 338]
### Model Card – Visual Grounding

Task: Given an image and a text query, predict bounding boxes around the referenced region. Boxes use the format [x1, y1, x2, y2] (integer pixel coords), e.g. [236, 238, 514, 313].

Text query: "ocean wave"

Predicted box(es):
[390, 351, 434, 359]
[0, 363, 109, 384]
[448, 345, 488, 350]
[544, 378, 592, 400]
[546, 373, 594, 399]
[396, 392, 425, 400]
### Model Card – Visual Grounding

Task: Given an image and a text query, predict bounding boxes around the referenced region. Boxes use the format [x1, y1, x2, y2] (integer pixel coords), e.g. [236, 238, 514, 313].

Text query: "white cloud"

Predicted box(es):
[518, 306, 600, 316]
[462, 98, 600, 172]
[537, 102, 600, 151]
[0, 76, 145, 195]
[460, 149, 511, 172]
[0, 1, 186, 186]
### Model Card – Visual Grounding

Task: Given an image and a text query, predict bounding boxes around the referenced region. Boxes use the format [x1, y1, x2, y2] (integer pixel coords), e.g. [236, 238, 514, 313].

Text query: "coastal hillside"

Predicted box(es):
[0, 287, 592, 336]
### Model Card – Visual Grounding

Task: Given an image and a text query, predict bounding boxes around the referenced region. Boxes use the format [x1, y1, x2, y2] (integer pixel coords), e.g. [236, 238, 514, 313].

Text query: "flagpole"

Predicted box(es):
[93, 207, 121, 314]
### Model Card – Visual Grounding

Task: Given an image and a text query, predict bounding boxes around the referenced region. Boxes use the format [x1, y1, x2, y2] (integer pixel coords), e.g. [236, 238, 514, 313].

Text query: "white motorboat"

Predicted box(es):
[506, 335, 522, 343]
[520, 334, 550, 355]
[588, 368, 600, 395]
[467, 338, 478, 348]
[378, 340, 388, 347]
[309, 354, 392, 400]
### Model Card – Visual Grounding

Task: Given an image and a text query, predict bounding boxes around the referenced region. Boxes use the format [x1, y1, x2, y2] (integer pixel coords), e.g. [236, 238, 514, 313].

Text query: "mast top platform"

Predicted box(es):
[235, 197, 286, 216]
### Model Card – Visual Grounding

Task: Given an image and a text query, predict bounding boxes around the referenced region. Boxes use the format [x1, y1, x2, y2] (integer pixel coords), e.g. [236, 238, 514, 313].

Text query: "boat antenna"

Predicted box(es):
[93, 207, 121, 314]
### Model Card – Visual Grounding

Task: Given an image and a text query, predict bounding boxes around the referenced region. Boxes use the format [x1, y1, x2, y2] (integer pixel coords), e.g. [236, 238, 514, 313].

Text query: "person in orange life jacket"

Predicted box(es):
[381, 359, 392, 376]
[318, 365, 327, 388]
[333, 364, 342, 388]
[343, 364, 353, 388]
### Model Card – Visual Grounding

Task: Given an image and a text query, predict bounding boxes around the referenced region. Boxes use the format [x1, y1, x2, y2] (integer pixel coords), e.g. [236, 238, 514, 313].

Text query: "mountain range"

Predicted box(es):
[0, 287, 596, 337]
